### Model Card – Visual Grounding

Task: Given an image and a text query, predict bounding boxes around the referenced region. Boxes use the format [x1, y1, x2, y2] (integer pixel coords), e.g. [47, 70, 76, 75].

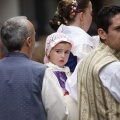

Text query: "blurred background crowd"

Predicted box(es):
[0, 0, 120, 62]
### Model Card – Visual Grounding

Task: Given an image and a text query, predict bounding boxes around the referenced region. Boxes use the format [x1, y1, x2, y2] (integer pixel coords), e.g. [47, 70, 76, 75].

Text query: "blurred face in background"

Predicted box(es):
[82, 1, 93, 32]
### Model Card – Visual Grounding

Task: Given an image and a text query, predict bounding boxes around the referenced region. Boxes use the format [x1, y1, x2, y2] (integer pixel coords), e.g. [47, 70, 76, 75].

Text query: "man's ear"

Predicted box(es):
[98, 28, 107, 44]
[25, 37, 31, 47]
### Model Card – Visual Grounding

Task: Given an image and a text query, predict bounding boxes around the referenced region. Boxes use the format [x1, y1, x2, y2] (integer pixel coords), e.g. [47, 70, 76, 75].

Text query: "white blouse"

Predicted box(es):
[57, 24, 99, 62]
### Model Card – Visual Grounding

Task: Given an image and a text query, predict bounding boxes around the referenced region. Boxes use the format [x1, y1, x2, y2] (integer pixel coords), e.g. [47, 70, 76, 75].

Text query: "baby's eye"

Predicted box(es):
[56, 50, 61, 53]
[65, 51, 70, 54]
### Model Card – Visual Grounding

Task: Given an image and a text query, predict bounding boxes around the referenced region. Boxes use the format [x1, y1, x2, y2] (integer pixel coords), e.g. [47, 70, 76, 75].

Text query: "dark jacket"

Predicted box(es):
[0, 52, 47, 120]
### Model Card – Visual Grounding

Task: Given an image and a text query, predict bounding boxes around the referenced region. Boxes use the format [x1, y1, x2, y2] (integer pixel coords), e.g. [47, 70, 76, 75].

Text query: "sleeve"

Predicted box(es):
[65, 61, 81, 102]
[99, 62, 120, 103]
[41, 68, 68, 120]
[72, 44, 93, 63]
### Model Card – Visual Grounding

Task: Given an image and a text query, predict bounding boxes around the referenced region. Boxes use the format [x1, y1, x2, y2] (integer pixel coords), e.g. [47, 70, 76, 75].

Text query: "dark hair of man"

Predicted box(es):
[96, 5, 120, 33]
[0, 16, 32, 52]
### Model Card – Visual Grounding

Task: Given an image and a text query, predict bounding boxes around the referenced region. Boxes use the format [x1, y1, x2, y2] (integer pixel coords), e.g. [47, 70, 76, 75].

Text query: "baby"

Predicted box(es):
[42, 32, 78, 120]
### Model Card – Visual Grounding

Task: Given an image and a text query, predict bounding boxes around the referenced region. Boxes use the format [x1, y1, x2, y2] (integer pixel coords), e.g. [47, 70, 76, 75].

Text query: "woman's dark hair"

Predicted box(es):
[49, 0, 90, 31]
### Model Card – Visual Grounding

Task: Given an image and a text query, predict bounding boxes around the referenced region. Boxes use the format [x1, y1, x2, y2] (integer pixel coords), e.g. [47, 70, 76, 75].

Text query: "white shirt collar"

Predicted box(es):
[46, 62, 71, 73]
[57, 24, 94, 47]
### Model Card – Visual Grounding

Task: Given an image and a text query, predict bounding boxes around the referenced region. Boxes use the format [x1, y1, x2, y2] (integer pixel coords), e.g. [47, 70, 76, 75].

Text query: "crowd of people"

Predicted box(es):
[0, 0, 120, 120]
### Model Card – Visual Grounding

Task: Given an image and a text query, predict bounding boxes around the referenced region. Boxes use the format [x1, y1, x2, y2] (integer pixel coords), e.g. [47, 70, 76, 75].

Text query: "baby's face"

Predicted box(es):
[49, 42, 72, 67]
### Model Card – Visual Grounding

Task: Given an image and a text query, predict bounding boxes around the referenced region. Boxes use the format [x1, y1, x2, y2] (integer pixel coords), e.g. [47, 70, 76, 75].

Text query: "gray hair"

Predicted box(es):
[0, 16, 33, 51]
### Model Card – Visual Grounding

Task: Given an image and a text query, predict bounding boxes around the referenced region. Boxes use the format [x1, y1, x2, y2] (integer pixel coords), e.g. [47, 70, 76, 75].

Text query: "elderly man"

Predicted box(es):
[0, 16, 47, 120]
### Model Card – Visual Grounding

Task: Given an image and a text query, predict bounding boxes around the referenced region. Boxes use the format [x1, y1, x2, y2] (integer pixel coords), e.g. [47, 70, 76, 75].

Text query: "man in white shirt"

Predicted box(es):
[77, 5, 120, 120]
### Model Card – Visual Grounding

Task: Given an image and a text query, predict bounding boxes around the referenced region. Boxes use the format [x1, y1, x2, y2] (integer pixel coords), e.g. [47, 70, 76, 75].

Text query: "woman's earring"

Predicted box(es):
[81, 24, 84, 29]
